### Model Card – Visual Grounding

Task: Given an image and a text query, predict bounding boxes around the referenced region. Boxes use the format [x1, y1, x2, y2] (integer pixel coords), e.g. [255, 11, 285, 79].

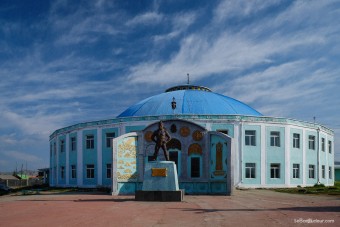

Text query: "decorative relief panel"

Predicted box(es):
[180, 126, 190, 137]
[144, 131, 153, 142]
[192, 130, 203, 141]
[213, 142, 226, 176]
[188, 143, 202, 155]
[117, 136, 138, 181]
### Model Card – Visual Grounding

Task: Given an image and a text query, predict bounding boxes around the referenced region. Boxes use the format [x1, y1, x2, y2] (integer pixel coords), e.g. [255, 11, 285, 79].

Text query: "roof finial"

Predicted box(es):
[187, 73, 190, 84]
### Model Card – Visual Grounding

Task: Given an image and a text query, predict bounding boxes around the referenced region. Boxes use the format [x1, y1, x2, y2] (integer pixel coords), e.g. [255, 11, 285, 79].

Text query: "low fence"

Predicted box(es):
[0, 178, 44, 188]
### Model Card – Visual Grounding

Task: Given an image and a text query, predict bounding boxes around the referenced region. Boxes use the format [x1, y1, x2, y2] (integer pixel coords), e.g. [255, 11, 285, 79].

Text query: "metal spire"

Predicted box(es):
[187, 73, 190, 84]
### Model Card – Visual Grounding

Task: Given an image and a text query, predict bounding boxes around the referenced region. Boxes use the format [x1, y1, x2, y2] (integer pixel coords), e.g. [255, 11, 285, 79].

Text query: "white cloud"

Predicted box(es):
[154, 12, 197, 42]
[126, 12, 163, 27]
[214, 0, 282, 22]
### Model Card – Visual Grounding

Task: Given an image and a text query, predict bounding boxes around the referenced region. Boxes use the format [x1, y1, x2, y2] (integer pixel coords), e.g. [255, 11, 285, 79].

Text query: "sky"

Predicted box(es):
[0, 0, 340, 172]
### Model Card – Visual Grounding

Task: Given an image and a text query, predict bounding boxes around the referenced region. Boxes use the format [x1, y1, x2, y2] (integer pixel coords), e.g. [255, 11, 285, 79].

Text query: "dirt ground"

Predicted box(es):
[0, 189, 339, 227]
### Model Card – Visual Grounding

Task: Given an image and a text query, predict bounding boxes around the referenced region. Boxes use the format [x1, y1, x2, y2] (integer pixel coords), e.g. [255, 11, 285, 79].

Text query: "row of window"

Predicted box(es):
[51, 133, 116, 156]
[59, 164, 112, 179]
[245, 130, 332, 152]
[245, 163, 333, 179]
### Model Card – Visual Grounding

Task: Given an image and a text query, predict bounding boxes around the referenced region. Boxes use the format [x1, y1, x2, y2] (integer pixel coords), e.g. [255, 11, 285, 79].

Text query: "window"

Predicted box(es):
[190, 157, 200, 178]
[106, 164, 112, 178]
[60, 140, 65, 153]
[86, 135, 94, 149]
[308, 136, 315, 150]
[86, 164, 95, 178]
[321, 138, 325, 152]
[322, 165, 325, 178]
[270, 163, 280, 178]
[328, 141, 332, 153]
[71, 165, 76, 179]
[270, 131, 280, 147]
[71, 137, 76, 151]
[309, 165, 315, 178]
[329, 167, 332, 179]
[245, 130, 256, 146]
[61, 166, 65, 179]
[106, 133, 115, 148]
[293, 164, 300, 179]
[293, 133, 300, 149]
[217, 130, 228, 135]
[245, 163, 256, 178]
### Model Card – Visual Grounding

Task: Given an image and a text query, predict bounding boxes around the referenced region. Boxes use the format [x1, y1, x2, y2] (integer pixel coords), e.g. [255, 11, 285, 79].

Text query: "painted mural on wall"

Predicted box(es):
[117, 136, 138, 181]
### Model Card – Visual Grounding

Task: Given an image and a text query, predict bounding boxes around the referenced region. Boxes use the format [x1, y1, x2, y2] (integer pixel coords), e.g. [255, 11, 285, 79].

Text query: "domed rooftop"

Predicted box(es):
[117, 85, 262, 118]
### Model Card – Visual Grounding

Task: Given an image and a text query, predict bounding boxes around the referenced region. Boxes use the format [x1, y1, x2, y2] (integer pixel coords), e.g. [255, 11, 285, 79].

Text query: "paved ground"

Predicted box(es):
[0, 189, 339, 227]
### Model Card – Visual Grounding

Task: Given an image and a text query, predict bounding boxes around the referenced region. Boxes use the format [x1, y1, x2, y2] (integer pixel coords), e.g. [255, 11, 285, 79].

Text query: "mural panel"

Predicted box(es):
[117, 136, 138, 182]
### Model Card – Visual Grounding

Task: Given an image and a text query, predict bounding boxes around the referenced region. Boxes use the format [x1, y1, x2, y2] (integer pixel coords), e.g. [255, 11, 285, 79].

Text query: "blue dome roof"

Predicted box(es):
[117, 85, 262, 117]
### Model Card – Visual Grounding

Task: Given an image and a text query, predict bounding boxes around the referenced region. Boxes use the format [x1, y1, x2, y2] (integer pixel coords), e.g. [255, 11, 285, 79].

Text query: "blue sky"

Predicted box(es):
[1, 0, 340, 172]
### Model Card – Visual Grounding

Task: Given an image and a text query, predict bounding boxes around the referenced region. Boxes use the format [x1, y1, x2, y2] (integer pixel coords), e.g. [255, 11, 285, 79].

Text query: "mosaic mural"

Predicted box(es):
[117, 136, 138, 181]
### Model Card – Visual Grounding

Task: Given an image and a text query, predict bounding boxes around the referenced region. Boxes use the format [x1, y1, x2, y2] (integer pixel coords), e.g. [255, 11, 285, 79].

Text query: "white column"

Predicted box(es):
[56, 136, 59, 186]
[325, 133, 329, 185]
[239, 122, 243, 184]
[66, 134, 70, 186]
[97, 129, 103, 185]
[285, 126, 291, 186]
[302, 129, 306, 186]
[261, 124, 266, 185]
[119, 123, 125, 135]
[233, 123, 240, 185]
[77, 130, 83, 186]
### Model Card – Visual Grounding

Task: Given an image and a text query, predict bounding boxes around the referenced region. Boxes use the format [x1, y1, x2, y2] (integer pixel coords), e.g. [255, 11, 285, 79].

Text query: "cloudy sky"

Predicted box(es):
[1, 0, 340, 172]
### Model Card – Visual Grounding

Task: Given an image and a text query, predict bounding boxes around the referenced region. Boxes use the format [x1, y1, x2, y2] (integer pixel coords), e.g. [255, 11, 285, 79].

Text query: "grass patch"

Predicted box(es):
[274, 181, 340, 195]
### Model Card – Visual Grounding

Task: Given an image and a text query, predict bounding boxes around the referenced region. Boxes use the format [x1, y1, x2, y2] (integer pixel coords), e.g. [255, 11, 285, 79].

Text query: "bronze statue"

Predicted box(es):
[151, 121, 171, 161]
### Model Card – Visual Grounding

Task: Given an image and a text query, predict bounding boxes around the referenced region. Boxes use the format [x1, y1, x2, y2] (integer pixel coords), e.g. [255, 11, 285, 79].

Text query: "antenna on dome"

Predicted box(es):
[187, 73, 190, 84]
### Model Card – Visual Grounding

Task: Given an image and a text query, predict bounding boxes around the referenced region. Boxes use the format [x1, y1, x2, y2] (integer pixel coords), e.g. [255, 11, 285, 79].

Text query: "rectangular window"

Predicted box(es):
[106, 164, 112, 178]
[309, 165, 315, 178]
[60, 140, 65, 153]
[245, 130, 256, 146]
[293, 164, 300, 179]
[191, 157, 200, 178]
[217, 130, 228, 135]
[329, 167, 332, 179]
[71, 165, 76, 179]
[270, 131, 280, 147]
[270, 163, 280, 178]
[86, 164, 95, 179]
[328, 141, 332, 153]
[322, 165, 325, 178]
[245, 163, 256, 178]
[71, 137, 76, 151]
[106, 132, 115, 148]
[86, 135, 94, 149]
[321, 138, 325, 152]
[293, 133, 300, 149]
[61, 166, 65, 179]
[308, 135, 315, 150]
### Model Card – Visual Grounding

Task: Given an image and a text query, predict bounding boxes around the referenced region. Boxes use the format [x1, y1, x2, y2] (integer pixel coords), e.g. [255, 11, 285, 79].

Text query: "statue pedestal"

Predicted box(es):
[135, 161, 184, 201]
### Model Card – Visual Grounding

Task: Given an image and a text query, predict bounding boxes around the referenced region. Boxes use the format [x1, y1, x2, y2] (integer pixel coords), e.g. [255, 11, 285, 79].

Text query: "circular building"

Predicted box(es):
[49, 85, 335, 195]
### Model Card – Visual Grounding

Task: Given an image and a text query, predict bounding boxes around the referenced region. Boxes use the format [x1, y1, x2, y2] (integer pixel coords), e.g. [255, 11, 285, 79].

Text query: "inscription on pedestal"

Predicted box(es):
[151, 168, 167, 177]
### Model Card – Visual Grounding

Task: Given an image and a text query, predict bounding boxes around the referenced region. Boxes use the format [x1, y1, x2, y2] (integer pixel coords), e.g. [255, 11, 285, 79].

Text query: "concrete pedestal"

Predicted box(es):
[135, 161, 184, 202]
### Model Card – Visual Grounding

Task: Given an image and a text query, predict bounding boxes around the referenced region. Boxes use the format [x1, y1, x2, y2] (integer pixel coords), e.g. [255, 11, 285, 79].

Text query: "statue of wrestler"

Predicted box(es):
[151, 121, 171, 161]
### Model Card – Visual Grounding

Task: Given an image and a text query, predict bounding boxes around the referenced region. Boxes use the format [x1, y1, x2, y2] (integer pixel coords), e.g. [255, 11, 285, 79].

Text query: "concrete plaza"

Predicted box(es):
[0, 189, 339, 226]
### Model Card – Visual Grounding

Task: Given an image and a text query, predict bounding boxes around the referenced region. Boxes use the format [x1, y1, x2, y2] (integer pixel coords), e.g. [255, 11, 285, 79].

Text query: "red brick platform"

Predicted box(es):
[0, 189, 339, 226]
